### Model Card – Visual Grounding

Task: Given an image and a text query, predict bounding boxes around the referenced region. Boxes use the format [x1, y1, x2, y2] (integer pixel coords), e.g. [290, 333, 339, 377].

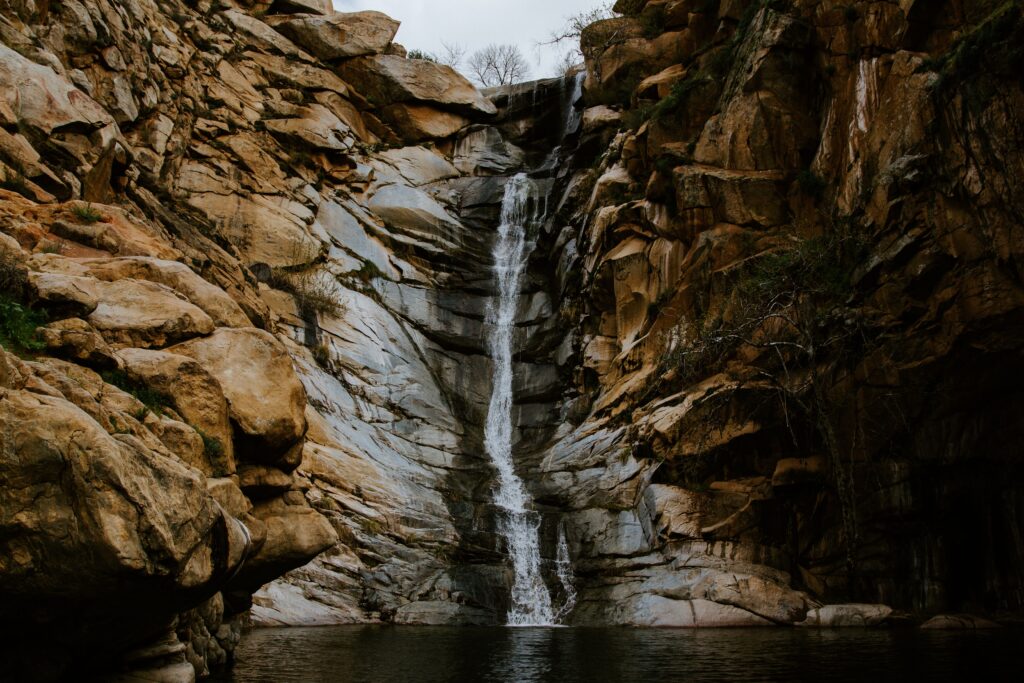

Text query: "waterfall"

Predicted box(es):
[554, 523, 577, 621]
[563, 71, 585, 138]
[485, 173, 557, 626]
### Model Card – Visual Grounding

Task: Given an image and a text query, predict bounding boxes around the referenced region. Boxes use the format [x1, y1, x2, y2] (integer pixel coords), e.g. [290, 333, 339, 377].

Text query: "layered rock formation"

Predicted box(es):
[1, 0, 1023, 677]
[525, 0, 1024, 624]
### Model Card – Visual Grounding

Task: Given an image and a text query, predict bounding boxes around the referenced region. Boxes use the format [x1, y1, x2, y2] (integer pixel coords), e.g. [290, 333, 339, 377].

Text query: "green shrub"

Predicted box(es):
[650, 74, 712, 121]
[736, 231, 866, 308]
[407, 49, 438, 62]
[923, 1, 1023, 99]
[621, 104, 653, 130]
[352, 260, 385, 283]
[101, 370, 173, 416]
[0, 297, 46, 355]
[71, 204, 103, 224]
[195, 427, 224, 460]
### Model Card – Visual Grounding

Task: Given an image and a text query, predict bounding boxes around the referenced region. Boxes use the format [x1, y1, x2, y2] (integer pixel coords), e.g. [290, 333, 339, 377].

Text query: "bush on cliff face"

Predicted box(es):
[0, 251, 44, 356]
[100, 369, 174, 417]
[0, 298, 45, 356]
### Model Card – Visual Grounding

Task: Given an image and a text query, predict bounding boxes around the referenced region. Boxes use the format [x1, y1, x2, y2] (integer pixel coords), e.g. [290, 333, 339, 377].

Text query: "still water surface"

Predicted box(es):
[213, 625, 1020, 682]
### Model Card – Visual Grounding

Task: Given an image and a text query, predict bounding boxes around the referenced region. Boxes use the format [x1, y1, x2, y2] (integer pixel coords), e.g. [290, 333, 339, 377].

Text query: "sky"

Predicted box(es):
[335, 0, 604, 81]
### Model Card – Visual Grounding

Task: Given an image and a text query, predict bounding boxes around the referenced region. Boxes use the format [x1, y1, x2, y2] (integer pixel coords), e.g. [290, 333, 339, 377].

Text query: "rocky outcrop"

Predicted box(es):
[267, 11, 401, 61]
[517, 0, 1024, 626]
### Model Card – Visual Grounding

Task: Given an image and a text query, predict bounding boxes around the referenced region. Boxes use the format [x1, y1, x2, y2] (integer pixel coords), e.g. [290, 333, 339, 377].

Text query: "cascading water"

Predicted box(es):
[485, 173, 557, 626]
[554, 523, 578, 621]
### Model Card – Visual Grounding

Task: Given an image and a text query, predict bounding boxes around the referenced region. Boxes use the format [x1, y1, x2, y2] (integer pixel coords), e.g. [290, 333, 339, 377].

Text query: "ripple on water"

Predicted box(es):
[212, 625, 1022, 683]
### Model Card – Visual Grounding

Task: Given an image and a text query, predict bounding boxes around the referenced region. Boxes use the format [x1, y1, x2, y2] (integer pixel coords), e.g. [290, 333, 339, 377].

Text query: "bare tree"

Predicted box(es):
[540, 2, 618, 65]
[544, 3, 616, 46]
[556, 50, 582, 76]
[439, 41, 467, 71]
[468, 44, 531, 87]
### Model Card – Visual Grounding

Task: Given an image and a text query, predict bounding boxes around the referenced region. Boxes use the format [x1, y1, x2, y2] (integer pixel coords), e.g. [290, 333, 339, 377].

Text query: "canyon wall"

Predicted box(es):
[529, 0, 1024, 625]
[0, 0, 1023, 679]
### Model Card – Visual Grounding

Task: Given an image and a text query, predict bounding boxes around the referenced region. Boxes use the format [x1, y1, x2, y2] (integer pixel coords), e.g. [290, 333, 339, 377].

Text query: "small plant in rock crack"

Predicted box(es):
[270, 268, 347, 319]
[101, 370, 173, 417]
[0, 298, 46, 356]
[71, 204, 103, 224]
[195, 427, 224, 460]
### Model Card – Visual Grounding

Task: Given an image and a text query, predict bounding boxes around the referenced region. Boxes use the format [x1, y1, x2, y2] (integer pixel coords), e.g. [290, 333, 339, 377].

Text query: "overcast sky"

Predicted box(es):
[335, 0, 604, 81]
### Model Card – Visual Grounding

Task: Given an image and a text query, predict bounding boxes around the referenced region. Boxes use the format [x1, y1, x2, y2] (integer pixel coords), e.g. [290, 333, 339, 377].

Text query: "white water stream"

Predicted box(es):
[485, 174, 563, 626]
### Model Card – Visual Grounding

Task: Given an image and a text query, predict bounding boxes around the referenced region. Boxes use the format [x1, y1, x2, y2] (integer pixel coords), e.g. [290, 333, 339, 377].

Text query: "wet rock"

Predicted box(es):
[798, 604, 894, 627]
[920, 614, 1001, 630]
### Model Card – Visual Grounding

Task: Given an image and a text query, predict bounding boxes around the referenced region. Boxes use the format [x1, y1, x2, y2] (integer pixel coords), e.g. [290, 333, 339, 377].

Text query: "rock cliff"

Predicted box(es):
[0, 0, 1022, 679]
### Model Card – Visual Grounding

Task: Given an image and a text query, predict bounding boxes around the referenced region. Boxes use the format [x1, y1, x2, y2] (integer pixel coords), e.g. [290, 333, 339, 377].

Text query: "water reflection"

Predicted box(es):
[212, 625, 1021, 683]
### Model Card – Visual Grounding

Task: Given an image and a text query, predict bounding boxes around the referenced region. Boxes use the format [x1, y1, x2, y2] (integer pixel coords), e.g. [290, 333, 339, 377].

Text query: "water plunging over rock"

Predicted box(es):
[486, 173, 559, 626]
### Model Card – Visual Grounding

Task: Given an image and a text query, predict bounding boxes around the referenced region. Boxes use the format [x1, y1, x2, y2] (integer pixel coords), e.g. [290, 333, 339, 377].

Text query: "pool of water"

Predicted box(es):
[212, 625, 1021, 682]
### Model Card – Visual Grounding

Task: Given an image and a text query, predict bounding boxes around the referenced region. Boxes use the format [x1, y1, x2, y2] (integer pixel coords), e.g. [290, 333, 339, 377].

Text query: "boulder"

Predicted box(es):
[149, 416, 208, 473]
[116, 348, 236, 476]
[0, 388, 246, 669]
[920, 614, 1001, 630]
[38, 317, 119, 369]
[28, 271, 100, 317]
[86, 278, 215, 349]
[269, 11, 400, 60]
[233, 498, 337, 591]
[376, 146, 460, 186]
[246, 51, 350, 96]
[367, 184, 462, 236]
[582, 105, 623, 132]
[797, 604, 894, 627]
[186, 192, 320, 268]
[337, 55, 497, 116]
[170, 329, 307, 466]
[380, 103, 471, 142]
[237, 464, 294, 499]
[220, 10, 313, 61]
[264, 105, 356, 152]
[274, 0, 333, 14]
[771, 456, 826, 488]
[0, 44, 113, 136]
[79, 257, 250, 328]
